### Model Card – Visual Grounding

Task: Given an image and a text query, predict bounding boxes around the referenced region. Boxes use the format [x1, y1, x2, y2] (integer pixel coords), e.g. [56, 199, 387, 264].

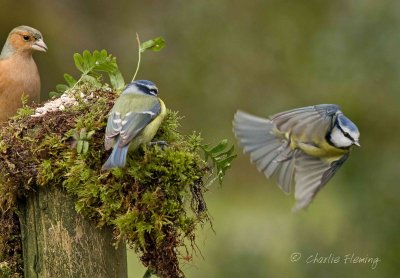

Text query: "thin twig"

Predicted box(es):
[132, 33, 141, 82]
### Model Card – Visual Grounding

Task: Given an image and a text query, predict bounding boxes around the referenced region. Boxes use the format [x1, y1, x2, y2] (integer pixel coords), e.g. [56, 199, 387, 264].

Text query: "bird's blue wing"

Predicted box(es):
[292, 152, 348, 211]
[321, 153, 349, 186]
[118, 101, 161, 147]
[272, 104, 340, 139]
[104, 100, 161, 149]
[314, 104, 340, 117]
[233, 111, 296, 193]
[105, 112, 123, 150]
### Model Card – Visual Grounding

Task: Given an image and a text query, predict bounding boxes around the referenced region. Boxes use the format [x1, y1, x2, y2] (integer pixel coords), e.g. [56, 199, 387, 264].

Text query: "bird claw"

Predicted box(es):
[148, 141, 168, 148]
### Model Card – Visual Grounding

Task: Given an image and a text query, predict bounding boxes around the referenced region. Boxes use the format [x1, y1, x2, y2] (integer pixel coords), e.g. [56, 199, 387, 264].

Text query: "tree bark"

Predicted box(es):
[19, 185, 127, 278]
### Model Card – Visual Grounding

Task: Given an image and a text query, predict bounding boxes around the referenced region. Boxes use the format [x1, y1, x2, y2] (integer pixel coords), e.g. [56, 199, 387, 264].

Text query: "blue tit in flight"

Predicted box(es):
[233, 104, 360, 211]
[102, 80, 166, 170]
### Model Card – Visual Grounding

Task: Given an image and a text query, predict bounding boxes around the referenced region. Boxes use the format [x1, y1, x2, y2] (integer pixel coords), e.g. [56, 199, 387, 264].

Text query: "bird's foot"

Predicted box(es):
[148, 141, 168, 148]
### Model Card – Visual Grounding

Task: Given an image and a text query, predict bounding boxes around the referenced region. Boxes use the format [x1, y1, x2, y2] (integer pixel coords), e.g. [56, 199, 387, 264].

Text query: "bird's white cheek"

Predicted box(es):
[330, 128, 353, 148]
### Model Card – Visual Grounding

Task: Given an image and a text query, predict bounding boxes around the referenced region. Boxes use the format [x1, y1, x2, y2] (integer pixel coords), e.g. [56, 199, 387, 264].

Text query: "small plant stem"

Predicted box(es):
[132, 33, 141, 82]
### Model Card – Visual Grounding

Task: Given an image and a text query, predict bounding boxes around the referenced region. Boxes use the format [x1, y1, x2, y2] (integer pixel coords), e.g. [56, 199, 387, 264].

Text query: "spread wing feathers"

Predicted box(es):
[272, 104, 339, 139]
[321, 153, 349, 186]
[104, 101, 161, 150]
[233, 111, 296, 193]
[292, 152, 348, 212]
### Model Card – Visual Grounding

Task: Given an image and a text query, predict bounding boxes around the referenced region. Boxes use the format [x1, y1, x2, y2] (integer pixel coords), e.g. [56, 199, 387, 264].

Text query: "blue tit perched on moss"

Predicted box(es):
[102, 80, 166, 170]
[233, 104, 360, 211]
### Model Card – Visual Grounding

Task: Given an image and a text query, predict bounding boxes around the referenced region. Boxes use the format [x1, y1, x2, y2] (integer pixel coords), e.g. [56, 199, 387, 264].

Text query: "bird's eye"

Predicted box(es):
[23, 35, 30, 41]
[342, 131, 351, 139]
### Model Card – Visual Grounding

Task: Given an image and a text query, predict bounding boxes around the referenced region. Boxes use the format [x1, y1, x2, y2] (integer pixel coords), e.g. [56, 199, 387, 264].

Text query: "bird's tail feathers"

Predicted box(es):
[233, 110, 295, 193]
[102, 144, 129, 170]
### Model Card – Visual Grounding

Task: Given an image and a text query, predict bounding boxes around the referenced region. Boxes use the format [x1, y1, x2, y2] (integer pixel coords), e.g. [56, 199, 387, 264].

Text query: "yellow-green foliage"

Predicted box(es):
[0, 82, 221, 277]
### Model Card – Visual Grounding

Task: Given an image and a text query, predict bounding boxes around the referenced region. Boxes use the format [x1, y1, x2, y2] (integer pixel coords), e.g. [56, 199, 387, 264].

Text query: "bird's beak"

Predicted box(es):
[32, 39, 48, 52]
[353, 141, 361, 147]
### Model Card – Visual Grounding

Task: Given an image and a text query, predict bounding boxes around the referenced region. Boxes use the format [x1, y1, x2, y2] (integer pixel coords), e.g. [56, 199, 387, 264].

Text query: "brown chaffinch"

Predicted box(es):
[0, 26, 47, 122]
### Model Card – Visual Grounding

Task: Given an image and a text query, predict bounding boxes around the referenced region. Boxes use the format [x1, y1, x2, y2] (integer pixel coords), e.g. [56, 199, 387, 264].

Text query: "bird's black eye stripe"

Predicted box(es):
[338, 125, 353, 140]
[343, 132, 352, 139]
[135, 84, 158, 96]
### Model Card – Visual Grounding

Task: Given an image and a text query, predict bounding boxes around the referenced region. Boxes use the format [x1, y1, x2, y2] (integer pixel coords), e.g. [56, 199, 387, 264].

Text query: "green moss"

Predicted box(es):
[0, 83, 224, 277]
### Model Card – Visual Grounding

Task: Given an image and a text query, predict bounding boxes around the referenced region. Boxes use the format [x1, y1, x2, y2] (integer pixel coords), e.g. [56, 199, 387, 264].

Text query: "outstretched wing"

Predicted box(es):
[233, 111, 296, 193]
[104, 100, 161, 150]
[292, 152, 349, 211]
[272, 104, 339, 140]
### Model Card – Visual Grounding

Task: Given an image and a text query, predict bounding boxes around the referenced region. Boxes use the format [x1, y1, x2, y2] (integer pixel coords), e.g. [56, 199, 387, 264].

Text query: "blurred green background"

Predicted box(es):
[1, 0, 399, 277]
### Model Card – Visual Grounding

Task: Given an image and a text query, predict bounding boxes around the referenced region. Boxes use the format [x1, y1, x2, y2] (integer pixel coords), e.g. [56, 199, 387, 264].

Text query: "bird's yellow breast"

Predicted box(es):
[279, 129, 349, 162]
[128, 98, 167, 151]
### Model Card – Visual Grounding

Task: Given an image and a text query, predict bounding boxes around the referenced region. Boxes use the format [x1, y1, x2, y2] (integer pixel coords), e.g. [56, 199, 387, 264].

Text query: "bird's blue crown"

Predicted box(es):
[123, 80, 158, 96]
[337, 113, 359, 134]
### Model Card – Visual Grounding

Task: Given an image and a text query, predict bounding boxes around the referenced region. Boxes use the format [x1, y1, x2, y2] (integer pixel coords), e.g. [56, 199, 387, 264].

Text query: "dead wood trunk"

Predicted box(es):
[19, 185, 127, 278]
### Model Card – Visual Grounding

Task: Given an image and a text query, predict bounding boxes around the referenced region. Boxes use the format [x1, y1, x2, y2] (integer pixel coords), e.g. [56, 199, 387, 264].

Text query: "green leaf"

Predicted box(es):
[82, 141, 89, 154]
[64, 73, 77, 87]
[100, 49, 108, 58]
[140, 37, 165, 53]
[49, 91, 60, 98]
[72, 130, 79, 140]
[56, 84, 69, 93]
[52, 49, 125, 97]
[77, 140, 83, 154]
[110, 71, 125, 90]
[79, 128, 87, 139]
[201, 139, 237, 184]
[92, 49, 101, 62]
[82, 50, 93, 71]
[224, 154, 237, 164]
[225, 145, 235, 156]
[81, 75, 102, 87]
[73, 53, 85, 72]
[87, 130, 95, 139]
[209, 139, 228, 153]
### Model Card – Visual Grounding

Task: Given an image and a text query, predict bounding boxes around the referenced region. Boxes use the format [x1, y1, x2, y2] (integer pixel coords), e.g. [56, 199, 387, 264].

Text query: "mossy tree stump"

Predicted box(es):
[19, 185, 127, 278]
[0, 81, 221, 277]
